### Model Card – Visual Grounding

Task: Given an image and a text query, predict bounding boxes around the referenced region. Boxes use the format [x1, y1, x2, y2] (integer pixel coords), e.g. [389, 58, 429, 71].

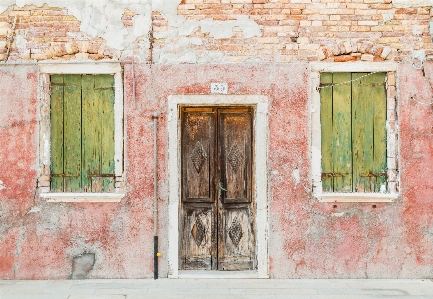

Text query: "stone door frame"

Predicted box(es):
[167, 95, 269, 278]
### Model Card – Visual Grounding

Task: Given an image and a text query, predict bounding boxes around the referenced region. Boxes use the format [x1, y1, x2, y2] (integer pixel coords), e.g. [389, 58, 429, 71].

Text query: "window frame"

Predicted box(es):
[38, 63, 124, 202]
[310, 62, 399, 203]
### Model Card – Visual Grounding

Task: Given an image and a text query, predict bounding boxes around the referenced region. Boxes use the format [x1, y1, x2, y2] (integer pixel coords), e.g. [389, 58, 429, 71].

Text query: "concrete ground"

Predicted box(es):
[1, 278, 433, 299]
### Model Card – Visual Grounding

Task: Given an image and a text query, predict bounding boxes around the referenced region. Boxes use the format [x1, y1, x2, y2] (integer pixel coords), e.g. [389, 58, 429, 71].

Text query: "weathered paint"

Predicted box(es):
[0, 0, 433, 280]
[0, 0, 152, 51]
[0, 1, 432, 63]
[320, 72, 387, 192]
[1, 60, 433, 279]
[51, 74, 115, 192]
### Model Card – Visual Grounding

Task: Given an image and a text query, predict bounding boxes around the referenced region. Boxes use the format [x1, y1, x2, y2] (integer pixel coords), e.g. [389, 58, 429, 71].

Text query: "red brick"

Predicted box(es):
[334, 55, 357, 62]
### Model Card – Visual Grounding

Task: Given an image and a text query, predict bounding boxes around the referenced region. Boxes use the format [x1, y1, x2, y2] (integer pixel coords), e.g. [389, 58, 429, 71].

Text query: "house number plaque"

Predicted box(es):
[211, 82, 228, 94]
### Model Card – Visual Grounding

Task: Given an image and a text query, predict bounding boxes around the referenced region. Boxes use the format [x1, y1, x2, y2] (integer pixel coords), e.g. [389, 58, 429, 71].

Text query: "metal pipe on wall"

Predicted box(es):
[153, 111, 160, 279]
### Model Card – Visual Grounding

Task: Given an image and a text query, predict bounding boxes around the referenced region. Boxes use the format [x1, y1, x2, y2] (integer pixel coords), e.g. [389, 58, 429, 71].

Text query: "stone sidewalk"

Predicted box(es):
[1, 278, 433, 299]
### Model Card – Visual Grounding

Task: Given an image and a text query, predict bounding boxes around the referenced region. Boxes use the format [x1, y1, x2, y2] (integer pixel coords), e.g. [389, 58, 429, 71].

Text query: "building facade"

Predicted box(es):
[1, 0, 433, 279]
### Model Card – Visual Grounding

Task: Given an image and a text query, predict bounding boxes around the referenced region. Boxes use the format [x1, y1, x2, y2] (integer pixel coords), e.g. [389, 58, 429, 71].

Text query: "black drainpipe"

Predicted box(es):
[153, 111, 160, 279]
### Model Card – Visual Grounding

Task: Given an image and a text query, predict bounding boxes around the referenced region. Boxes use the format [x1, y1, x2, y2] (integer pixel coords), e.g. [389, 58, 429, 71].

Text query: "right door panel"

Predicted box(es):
[217, 108, 255, 270]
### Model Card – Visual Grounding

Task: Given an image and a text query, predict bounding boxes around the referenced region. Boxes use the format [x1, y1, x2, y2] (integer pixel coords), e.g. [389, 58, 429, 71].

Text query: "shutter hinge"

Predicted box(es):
[359, 171, 387, 178]
[50, 174, 78, 177]
[87, 173, 116, 178]
[321, 172, 348, 178]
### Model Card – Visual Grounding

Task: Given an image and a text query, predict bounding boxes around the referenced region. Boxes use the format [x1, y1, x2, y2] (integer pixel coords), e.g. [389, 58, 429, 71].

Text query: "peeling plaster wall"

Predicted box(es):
[0, 66, 38, 212]
[1, 1, 432, 63]
[0, 66, 38, 278]
[0, 64, 157, 278]
[0, 2, 152, 61]
[1, 62, 433, 279]
[0, 0, 152, 51]
[1, 0, 433, 280]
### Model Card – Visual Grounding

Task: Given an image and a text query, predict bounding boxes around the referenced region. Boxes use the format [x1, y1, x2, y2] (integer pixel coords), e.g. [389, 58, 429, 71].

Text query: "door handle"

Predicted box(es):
[218, 181, 227, 199]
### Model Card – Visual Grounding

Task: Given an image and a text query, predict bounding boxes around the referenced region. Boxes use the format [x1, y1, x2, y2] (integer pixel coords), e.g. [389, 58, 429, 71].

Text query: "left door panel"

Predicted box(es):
[180, 108, 216, 270]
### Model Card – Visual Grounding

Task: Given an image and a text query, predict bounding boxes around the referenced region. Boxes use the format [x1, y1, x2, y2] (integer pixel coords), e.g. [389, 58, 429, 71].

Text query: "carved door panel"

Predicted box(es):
[217, 108, 254, 270]
[180, 107, 255, 271]
[180, 108, 216, 270]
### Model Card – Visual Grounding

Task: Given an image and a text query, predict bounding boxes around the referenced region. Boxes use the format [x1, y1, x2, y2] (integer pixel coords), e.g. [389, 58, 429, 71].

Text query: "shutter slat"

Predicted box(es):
[82, 75, 102, 192]
[372, 73, 387, 191]
[332, 73, 353, 192]
[98, 74, 115, 192]
[352, 73, 375, 192]
[50, 75, 65, 192]
[63, 74, 82, 192]
[320, 73, 334, 192]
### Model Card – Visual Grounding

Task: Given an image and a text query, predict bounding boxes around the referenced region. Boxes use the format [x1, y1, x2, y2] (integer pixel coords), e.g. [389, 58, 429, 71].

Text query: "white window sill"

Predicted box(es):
[40, 193, 124, 203]
[315, 193, 399, 203]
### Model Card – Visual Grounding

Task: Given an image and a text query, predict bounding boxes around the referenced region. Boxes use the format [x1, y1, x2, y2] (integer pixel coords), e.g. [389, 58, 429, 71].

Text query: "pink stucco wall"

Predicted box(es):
[0, 66, 38, 278]
[0, 63, 432, 279]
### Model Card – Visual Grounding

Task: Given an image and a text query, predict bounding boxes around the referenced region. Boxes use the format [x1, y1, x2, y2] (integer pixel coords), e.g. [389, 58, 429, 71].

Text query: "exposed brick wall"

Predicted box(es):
[0, 4, 120, 62]
[157, 0, 433, 63]
[2, 1, 433, 280]
[0, 2, 431, 63]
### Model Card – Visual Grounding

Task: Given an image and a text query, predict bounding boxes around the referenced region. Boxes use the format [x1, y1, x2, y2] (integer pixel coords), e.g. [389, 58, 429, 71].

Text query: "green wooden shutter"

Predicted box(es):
[97, 75, 115, 192]
[50, 74, 115, 192]
[63, 74, 82, 192]
[50, 75, 65, 192]
[320, 73, 334, 192]
[320, 72, 387, 192]
[371, 73, 387, 191]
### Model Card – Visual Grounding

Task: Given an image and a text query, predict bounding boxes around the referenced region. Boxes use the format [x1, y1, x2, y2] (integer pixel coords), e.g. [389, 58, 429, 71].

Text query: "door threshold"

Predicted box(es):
[175, 270, 261, 279]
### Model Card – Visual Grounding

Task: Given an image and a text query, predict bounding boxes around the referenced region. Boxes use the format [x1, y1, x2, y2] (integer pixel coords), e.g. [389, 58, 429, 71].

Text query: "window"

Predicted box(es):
[50, 74, 115, 193]
[320, 72, 387, 193]
[310, 63, 398, 202]
[38, 63, 124, 202]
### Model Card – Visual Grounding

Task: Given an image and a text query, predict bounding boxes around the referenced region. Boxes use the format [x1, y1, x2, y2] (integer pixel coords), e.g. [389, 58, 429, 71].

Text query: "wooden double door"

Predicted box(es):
[180, 107, 256, 271]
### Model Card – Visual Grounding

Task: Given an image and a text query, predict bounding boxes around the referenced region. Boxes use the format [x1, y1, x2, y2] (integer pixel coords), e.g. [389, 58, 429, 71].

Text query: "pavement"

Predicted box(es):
[1, 278, 433, 299]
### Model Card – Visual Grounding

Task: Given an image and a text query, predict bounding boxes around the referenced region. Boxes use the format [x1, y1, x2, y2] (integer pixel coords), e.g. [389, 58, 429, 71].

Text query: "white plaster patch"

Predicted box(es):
[15, 34, 27, 51]
[43, 132, 50, 165]
[0, 0, 152, 51]
[382, 12, 394, 23]
[1, 0, 261, 62]
[412, 25, 423, 36]
[179, 17, 261, 39]
[152, 0, 182, 20]
[311, 146, 321, 192]
[153, 36, 203, 63]
[188, 37, 203, 46]
[412, 50, 426, 62]
[26, 206, 41, 214]
[331, 212, 345, 217]
[156, 46, 226, 64]
[0, 180, 5, 191]
[159, 50, 198, 64]
[292, 168, 300, 186]
[152, 0, 261, 63]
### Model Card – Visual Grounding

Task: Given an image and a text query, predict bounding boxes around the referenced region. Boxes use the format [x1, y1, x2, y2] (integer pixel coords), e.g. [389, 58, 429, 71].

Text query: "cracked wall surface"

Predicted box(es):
[0, 1, 432, 63]
[0, 0, 433, 279]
